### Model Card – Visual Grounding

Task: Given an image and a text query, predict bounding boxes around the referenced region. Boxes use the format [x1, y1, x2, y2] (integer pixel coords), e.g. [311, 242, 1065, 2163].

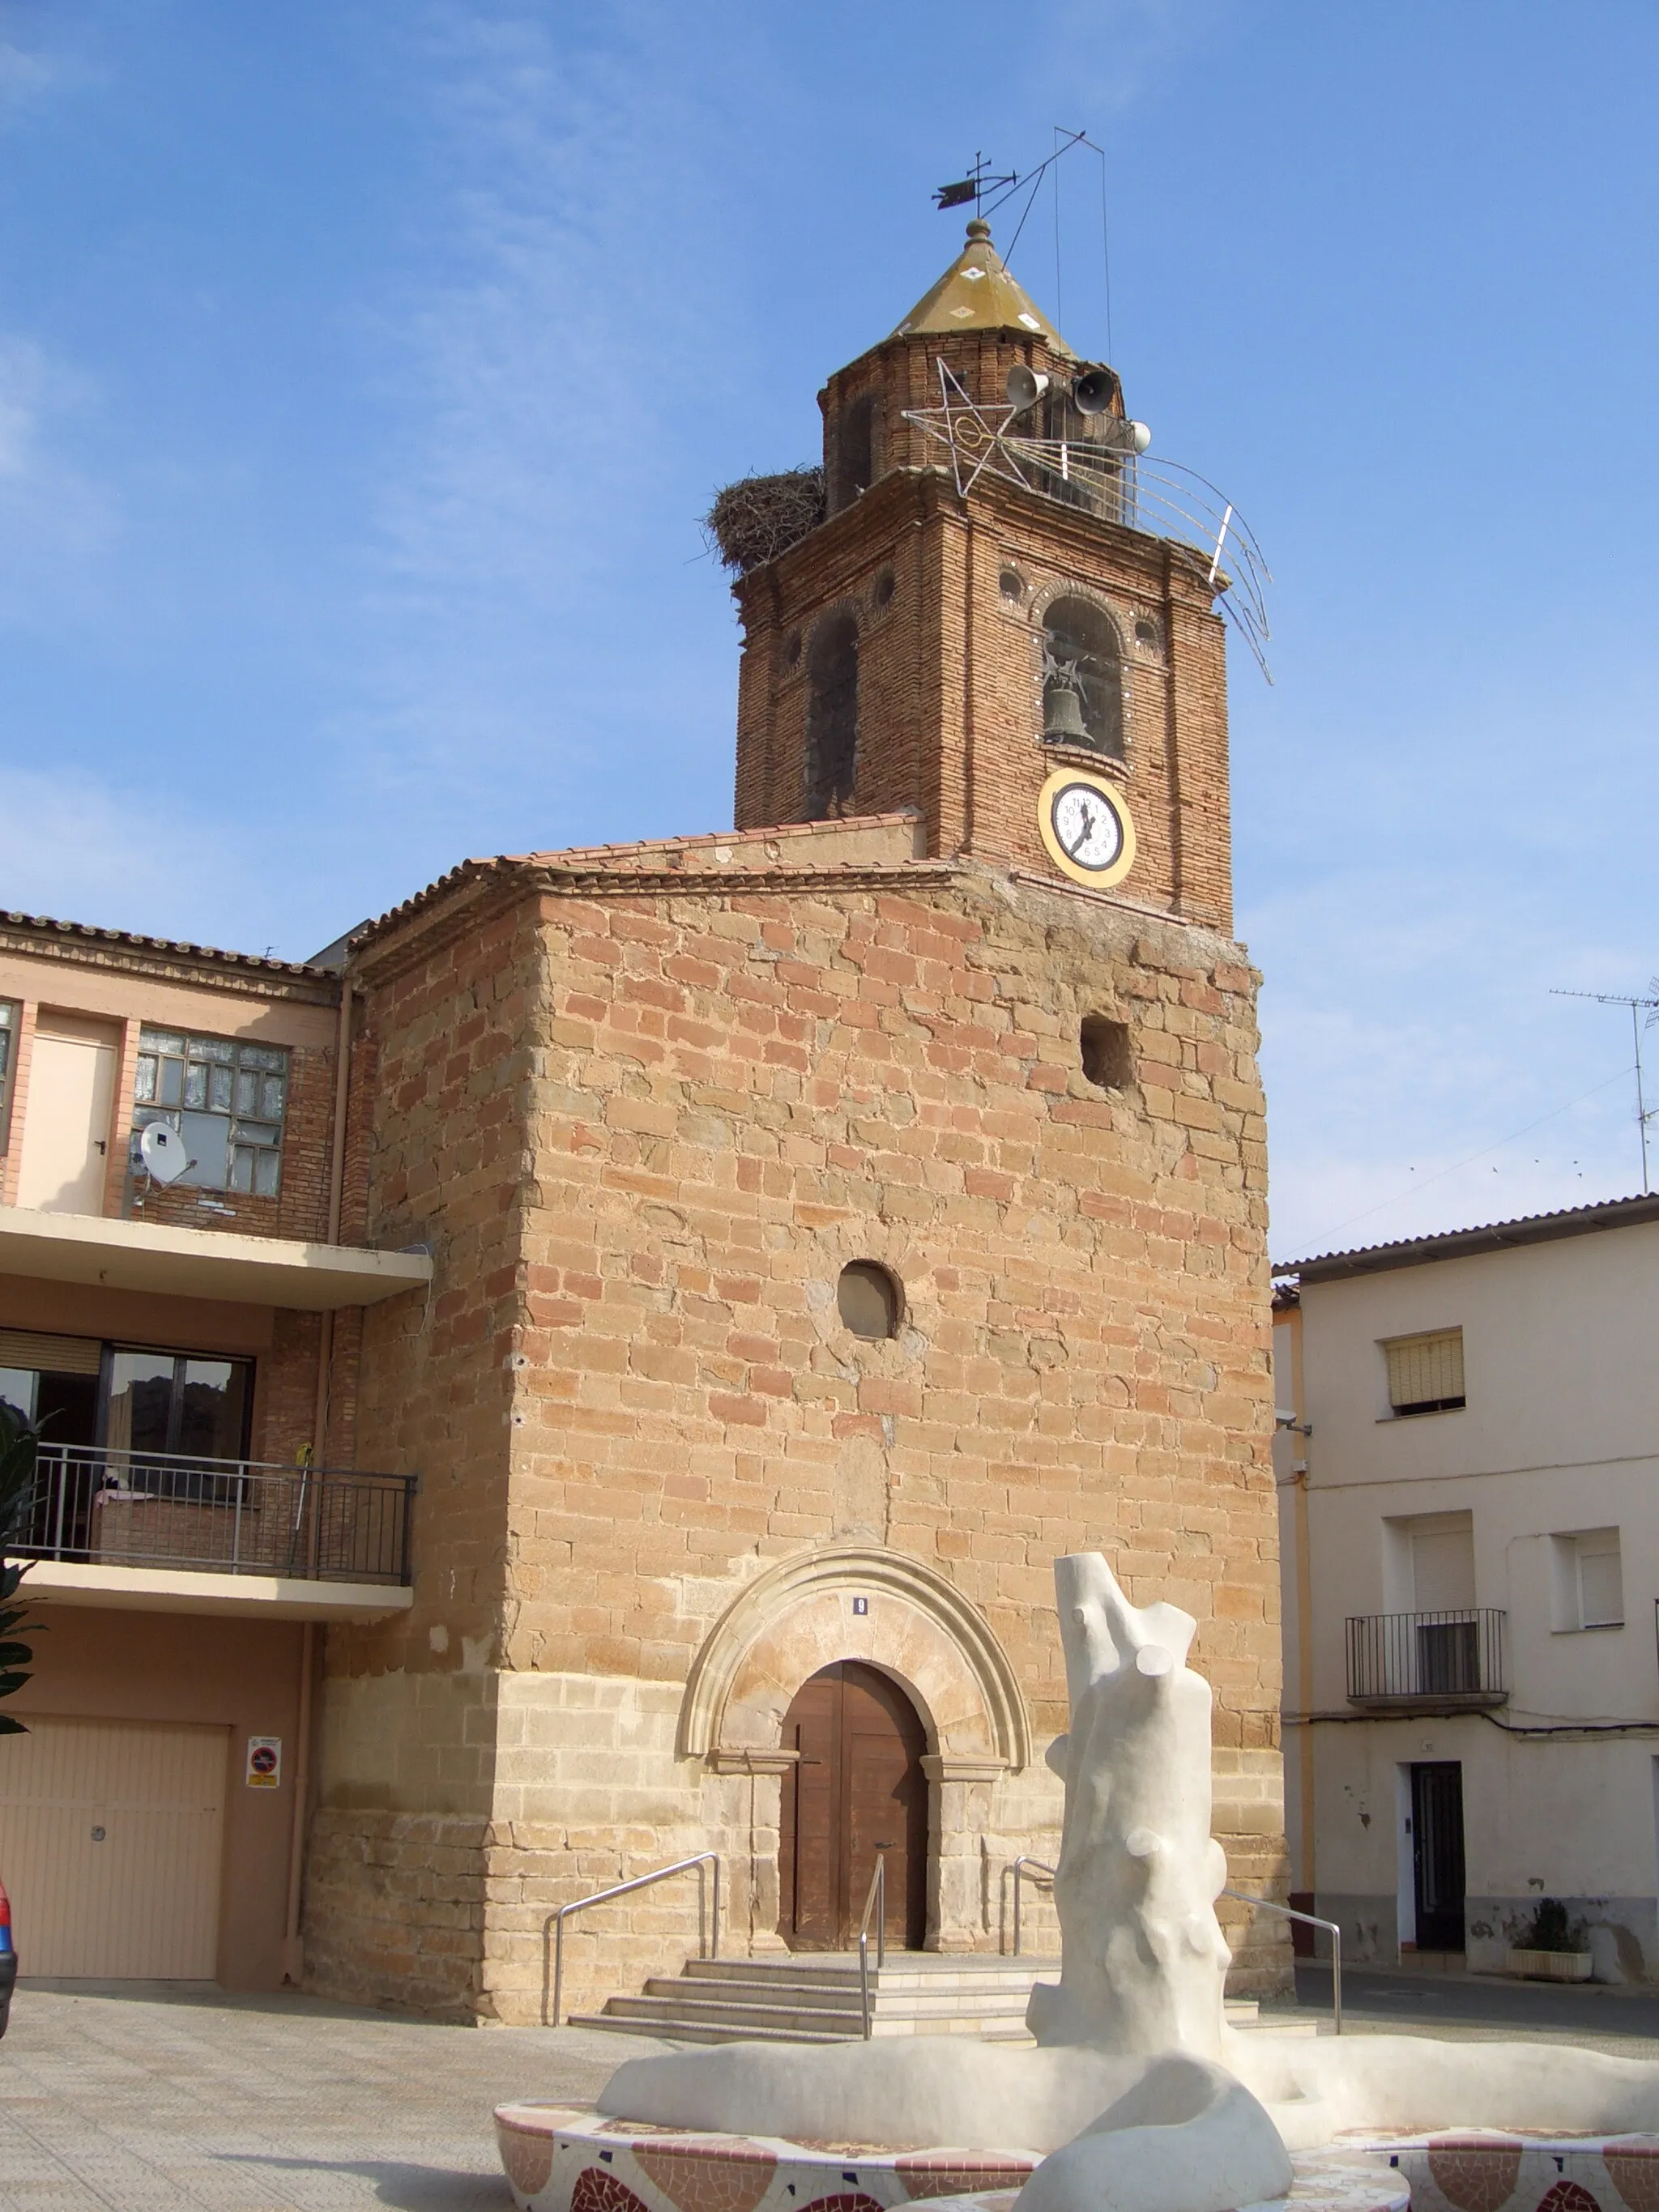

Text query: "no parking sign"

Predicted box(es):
[245, 1737, 282, 1788]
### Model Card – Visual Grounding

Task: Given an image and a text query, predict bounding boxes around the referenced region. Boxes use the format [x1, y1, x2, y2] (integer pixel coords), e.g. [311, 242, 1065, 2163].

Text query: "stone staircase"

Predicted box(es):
[570, 1954, 1316, 2045]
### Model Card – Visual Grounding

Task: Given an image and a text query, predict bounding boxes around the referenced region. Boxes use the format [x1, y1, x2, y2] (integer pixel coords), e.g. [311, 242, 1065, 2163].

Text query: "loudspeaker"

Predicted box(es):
[1073, 366, 1119, 416]
[1006, 365, 1050, 412]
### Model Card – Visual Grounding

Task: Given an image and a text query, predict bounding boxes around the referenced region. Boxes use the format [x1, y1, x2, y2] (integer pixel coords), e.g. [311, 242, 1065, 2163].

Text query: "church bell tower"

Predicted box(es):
[727, 218, 1251, 937]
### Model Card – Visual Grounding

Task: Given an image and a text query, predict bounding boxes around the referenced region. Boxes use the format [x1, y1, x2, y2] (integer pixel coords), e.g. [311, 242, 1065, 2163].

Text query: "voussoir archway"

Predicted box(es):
[680, 1544, 1031, 1773]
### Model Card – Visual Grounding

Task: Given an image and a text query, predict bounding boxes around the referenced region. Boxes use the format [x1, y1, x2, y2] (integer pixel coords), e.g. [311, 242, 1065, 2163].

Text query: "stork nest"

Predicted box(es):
[704, 467, 826, 575]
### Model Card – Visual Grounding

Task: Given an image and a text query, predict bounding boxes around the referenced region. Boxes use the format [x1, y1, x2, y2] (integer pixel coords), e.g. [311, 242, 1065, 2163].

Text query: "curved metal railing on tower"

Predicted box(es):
[903, 359, 1272, 680]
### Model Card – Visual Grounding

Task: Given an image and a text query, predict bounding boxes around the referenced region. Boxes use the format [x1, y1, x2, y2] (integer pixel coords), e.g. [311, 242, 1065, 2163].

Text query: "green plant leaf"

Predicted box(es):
[0, 1640, 32, 1669]
[0, 1712, 29, 1734]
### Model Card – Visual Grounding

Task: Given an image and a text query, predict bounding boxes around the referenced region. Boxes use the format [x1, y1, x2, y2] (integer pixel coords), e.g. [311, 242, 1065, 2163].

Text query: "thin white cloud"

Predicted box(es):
[0, 335, 117, 625]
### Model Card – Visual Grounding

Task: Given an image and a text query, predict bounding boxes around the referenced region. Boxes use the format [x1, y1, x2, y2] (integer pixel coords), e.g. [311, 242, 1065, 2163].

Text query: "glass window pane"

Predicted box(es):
[177, 1359, 248, 1460]
[243, 1045, 286, 1073]
[234, 1068, 258, 1115]
[237, 1121, 279, 1147]
[190, 1036, 234, 1063]
[158, 1059, 184, 1109]
[253, 1150, 280, 1198]
[140, 1028, 186, 1055]
[107, 1352, 177, 1457]
[228, 1149, 254, 1192]
[0, 1368, 36, 1421]
[134, 1055, 157, 1102]
[0, 1003, 11, 1027]
[208, 1064, 233, 1111]
[179, 1112, 231, 1189]
[260, 1076, 286, 1121]
[183, 1063, 209, 1109]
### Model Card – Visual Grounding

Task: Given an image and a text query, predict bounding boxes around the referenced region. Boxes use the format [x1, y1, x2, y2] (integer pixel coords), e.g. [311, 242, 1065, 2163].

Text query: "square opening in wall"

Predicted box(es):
[1081, 1015, 1131, 1089]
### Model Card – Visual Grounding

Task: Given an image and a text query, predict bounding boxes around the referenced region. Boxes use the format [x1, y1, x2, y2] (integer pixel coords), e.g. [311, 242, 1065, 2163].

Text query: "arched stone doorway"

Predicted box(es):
[679, 1544, 1031, 1954]
[778, 1661, 927, 1952]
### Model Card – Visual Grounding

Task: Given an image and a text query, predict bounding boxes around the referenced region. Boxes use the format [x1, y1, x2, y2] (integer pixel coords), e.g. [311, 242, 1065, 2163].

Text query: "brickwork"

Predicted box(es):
[731, 470, 1232, 935]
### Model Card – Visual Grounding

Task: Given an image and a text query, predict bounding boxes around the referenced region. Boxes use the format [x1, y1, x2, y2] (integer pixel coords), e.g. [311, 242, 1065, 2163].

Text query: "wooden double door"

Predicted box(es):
[779, 1661, 928, 1951]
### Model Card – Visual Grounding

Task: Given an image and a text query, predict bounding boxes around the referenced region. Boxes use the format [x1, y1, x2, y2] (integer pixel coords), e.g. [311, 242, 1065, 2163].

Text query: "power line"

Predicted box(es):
[1286, 1060, 1634, 1253]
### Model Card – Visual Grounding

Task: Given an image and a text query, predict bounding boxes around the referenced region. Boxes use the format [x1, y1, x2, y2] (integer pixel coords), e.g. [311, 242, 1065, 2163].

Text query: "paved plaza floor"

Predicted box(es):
[11, 1970, 1659, 2210]
[0, 1980, 675, 2212]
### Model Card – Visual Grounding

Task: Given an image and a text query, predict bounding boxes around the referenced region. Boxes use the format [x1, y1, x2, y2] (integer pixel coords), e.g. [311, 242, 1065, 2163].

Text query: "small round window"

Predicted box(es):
[838, 1261, 901, 1340]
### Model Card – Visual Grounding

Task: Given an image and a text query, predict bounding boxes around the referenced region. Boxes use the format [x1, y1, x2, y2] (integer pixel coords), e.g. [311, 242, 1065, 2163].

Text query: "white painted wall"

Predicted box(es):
[1277, 1212, 1659, 1980]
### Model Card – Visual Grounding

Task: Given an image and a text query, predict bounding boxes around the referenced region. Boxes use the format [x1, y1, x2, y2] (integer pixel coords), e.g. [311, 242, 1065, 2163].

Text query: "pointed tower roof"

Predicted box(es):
[890, 218, 1075, 355]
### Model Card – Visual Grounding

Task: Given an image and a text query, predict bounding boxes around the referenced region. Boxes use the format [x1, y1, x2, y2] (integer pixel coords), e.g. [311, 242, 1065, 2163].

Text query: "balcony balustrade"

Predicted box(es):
[1346, 1608, 1508, 1708]
[15, 1443, 415, 1587]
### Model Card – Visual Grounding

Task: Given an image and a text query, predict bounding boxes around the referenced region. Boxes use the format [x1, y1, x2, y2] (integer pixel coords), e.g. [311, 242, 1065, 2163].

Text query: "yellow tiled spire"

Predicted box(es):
[890, 218, 1074, 356]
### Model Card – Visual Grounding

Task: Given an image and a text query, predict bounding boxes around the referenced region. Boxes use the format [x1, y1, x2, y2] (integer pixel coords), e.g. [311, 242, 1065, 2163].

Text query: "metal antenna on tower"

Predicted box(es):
[1550, 986, 1659, 1194]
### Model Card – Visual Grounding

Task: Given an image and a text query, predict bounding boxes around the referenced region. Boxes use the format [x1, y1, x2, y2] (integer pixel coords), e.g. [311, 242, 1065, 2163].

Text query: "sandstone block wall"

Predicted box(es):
[311, 841, 1286, 2021]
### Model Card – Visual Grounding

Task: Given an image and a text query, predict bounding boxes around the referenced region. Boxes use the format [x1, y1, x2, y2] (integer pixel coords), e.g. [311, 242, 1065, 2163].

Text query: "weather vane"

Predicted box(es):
[934, 153, 1017, 214]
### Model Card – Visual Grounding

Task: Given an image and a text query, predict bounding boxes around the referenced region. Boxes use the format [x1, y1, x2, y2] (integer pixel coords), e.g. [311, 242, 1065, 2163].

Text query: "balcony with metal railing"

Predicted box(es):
[15, 1443, 416, 1620]
[1346, 1608, 1508, 1709]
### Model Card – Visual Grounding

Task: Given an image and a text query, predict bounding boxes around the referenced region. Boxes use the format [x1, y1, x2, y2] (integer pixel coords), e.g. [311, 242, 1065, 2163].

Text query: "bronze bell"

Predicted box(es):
[1043, 682, 1090, 745]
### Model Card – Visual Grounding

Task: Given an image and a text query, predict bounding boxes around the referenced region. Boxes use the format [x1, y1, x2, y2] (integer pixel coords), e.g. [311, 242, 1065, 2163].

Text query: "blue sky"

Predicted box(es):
[2, 2, 1656, 1259]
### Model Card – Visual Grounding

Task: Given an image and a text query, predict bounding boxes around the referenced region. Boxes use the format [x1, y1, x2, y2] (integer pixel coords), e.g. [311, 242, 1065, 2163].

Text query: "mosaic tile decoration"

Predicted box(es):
[1347, 2132, 1659, 2212]
[492, 2103, 1410, 2212]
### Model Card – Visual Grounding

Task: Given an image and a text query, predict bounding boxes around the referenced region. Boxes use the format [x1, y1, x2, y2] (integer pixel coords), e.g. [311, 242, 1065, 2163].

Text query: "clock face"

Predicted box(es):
[1051, 782, 1124, 871]
[1037, 768, 1137, 889]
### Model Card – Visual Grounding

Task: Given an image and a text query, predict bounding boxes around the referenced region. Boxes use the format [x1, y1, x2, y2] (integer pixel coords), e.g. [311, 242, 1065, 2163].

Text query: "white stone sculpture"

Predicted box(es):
[1028, 1554, 1233, 2061]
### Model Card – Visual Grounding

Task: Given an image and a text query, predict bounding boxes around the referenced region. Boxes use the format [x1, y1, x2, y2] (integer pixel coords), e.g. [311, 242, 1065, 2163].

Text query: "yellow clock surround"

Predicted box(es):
[1037, 766, 1137, 889]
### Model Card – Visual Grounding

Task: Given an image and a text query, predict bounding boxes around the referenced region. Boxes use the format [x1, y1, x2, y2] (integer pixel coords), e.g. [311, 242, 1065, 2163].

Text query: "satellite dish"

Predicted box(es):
[1006, 365, 1049, 412]
[139, 1121, 191, 1186]
[1073, 366, 1120, 417]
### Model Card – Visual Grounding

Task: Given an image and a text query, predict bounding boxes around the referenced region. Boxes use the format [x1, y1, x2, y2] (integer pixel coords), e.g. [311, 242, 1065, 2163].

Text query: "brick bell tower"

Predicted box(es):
[730, 217, 1238, 936]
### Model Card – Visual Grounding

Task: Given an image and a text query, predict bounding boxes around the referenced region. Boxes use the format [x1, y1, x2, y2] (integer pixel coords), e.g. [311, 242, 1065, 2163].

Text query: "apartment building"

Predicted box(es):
[0, 915, 429, 1987]
[1275, 1193, 1659, 1981]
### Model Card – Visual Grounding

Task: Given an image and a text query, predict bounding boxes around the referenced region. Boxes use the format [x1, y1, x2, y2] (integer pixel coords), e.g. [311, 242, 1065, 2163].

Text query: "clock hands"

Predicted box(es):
[1064, 801, 1097, 859]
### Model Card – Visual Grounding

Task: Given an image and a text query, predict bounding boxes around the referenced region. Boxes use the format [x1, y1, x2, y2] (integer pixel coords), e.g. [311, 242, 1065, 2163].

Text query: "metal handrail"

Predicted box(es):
[1221, 1889, 1342, 2035]
[1009, 1856, 1056, 1956]
[19, 1441, 416, 1584]
[856, 1853, 886, 2041]
[545, 1853, 720, 2027]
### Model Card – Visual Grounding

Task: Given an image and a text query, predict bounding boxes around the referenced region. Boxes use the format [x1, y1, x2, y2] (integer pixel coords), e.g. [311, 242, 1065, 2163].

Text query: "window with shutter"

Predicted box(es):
[1576, 1532, 1623, 1629]
[1550, 1527, 1624, 1631]
[1385, 1329, 1465, 1416]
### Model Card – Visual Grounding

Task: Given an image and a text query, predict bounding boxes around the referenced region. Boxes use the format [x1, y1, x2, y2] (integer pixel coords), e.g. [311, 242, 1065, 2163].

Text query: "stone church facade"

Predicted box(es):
[302, 222, 1285, 2024]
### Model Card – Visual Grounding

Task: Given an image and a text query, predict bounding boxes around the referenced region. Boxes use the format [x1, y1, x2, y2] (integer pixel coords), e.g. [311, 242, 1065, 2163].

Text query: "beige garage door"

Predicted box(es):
[0, 1716, 227, 1977]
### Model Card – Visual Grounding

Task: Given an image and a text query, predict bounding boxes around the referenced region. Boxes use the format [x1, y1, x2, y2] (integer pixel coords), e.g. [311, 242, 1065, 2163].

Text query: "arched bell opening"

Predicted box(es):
[1041, 595, 1124, 759]
[778, 1660, 928, 1953]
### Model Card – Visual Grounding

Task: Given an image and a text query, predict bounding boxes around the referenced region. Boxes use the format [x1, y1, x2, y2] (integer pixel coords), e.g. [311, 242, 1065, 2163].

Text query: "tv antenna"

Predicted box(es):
[1550, 986, 1659, 1194]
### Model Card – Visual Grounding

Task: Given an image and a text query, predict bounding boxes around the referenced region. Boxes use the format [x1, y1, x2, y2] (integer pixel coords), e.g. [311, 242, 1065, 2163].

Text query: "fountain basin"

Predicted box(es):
[493, 2103, 1408, 2212]
[1359, 2133, 1659, 2212]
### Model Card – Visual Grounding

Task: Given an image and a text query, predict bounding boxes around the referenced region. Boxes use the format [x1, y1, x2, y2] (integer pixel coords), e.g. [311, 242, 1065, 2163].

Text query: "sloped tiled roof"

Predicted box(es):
[1278, 1190, 1659, 1282]
[355, 812, 942, 951]
[0, 909, 334, 983]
